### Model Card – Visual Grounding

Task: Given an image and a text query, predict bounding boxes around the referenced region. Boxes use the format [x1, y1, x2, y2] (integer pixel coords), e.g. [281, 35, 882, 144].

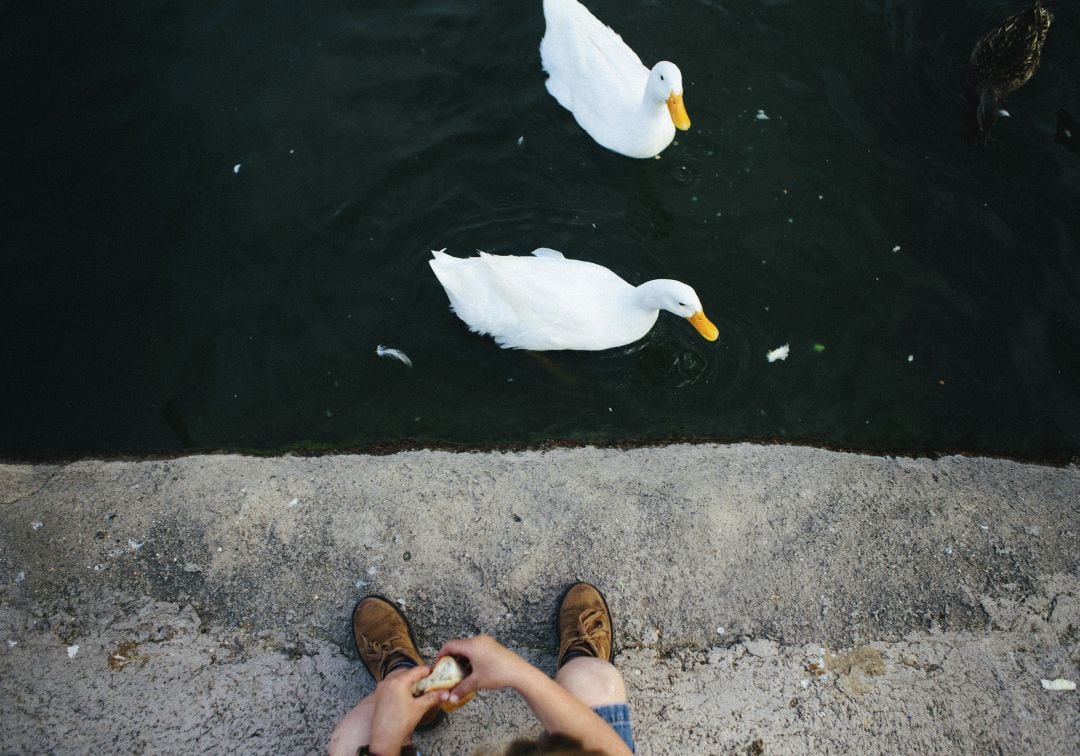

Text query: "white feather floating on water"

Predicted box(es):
[766, 344, 790, 363]
[755, 109, 770, 121]
[376, 345, 413, 368]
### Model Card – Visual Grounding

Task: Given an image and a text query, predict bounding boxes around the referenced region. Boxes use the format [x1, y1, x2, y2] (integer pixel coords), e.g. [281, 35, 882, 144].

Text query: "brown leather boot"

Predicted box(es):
[353, 595, 424, 681]
[352, 595, 444, 729]
[556, 582, 614, 668]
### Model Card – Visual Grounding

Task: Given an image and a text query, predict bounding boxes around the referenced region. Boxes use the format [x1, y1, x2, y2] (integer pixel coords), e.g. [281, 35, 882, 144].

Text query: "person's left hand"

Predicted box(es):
[368, 665, 449, 754]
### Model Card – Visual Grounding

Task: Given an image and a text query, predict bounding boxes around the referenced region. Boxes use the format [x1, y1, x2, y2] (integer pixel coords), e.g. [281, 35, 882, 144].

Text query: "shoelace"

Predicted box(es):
[358, 634, 414, 679]
[566, 608, 610, 655]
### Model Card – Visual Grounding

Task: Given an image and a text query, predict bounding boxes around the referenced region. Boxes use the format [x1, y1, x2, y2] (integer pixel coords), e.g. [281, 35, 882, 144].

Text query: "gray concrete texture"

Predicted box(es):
[0, 444, 1077, 754]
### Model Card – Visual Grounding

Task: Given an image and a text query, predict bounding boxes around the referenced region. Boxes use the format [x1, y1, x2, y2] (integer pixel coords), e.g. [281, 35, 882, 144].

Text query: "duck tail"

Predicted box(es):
[975, 85, 999, 146]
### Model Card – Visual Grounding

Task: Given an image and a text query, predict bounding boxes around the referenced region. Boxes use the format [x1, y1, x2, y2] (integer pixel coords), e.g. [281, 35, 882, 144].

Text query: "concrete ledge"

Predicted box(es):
[1, 445, 1078, 753]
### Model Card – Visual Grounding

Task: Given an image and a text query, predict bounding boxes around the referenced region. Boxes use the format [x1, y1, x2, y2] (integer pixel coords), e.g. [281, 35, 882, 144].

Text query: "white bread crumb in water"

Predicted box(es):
[766, 344, 789, 363]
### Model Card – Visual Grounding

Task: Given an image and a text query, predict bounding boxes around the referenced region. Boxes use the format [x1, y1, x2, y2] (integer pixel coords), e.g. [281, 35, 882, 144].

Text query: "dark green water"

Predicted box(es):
[2, 1, 1079, 460]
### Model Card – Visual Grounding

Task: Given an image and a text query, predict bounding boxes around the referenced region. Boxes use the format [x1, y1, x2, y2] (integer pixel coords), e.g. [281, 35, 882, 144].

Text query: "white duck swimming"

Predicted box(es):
[540, 0, 691, 158]
[429, 248, 718, 351]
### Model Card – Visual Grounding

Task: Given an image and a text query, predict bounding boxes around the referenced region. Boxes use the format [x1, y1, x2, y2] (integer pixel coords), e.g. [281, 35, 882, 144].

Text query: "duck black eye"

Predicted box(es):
[660, 75, 665, 81]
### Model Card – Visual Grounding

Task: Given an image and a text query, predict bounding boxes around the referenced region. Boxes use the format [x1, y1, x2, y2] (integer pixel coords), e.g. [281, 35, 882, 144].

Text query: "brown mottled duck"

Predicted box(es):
[970, 1, 1053, 144]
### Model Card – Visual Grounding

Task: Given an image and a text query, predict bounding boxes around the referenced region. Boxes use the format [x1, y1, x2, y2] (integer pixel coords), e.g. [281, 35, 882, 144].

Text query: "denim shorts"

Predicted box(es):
[593, 703, 636, 753]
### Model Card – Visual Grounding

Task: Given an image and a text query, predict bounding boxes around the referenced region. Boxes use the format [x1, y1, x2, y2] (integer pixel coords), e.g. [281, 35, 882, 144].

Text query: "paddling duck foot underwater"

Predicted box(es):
[970, 0, 1053, 145]
[540, 0, 690, 158]
[429, 248, 718, 351]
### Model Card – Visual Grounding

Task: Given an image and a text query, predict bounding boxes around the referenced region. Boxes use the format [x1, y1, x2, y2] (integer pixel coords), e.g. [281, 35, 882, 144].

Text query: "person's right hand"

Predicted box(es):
[436, 635, 530, 701]
[368, 665, 449, 754]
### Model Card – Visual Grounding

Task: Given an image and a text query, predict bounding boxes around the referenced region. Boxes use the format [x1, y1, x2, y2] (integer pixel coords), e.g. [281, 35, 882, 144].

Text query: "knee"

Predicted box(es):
[555, 656, 627, 708]
[327, 694, 377, 756]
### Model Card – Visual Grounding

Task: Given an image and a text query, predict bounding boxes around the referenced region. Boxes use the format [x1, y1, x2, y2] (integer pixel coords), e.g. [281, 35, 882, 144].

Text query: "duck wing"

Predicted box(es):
[430, 251, 634, 350]
[541, 0, 648, 112]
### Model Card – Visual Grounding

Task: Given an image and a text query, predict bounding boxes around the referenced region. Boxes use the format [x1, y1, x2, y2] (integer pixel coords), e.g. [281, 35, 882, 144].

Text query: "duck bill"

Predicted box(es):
[667, 92, 691, 131]
[686, 311, 718, 341]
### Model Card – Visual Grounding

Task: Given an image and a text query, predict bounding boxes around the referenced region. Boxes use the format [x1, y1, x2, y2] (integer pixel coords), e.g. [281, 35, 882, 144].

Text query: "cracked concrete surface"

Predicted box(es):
[1, 445, 1078, 753]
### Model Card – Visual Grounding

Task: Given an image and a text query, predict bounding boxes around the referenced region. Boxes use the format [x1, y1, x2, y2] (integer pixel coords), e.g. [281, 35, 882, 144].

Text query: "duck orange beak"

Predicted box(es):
[686, 311, 718, 341]
[667, 92, 691, 131]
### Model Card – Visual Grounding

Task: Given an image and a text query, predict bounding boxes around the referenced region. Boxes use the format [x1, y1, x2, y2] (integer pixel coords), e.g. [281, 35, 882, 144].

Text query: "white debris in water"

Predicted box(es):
[944, 544, 954, 556]
[1041, 678, 1076, 691]
[517, 136, 525, 146]
[766, 344, 790, 363]
[31, 522, 43, 531]
[997, 108, 1011, 118]
[67, 644, 80, 659]
[755, 109, 770, 121]
[892, 245, 902, 252]
[127, 539, 143, 552]
[367, 565, 378, 576]
[233, 163, 241, 174]
[355, 579, 368, 589]
[801, 678, 810, 688]
[376, 345, 413, 368]
[287, 498, 299, 508]
[908, 355, 914, 362]
[716, 626, 725, 635]
[15, 571, 25, 583]
[6, 640, 16, 648]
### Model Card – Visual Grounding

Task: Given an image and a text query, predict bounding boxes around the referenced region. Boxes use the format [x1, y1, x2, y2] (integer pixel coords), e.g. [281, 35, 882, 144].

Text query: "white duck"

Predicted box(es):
[540, 0, 691, 158]
[429, 248, 718, 351]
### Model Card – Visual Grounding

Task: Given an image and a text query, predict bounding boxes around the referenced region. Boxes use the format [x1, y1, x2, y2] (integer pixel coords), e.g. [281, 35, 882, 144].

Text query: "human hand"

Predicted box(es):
[368, 665, 449, 755]
[436, 635, 531, 702]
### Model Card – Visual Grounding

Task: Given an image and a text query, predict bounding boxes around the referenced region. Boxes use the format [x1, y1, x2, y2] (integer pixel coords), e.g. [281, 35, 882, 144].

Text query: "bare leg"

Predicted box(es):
[554, 656, 628, 708]
[328, 667, 416, 756]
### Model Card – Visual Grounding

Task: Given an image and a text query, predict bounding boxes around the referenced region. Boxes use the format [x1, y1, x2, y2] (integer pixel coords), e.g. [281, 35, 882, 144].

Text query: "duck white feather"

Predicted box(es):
[375, 345, 413, 367]
[540, 0, 691, 158]
[429, 248, 717, 351]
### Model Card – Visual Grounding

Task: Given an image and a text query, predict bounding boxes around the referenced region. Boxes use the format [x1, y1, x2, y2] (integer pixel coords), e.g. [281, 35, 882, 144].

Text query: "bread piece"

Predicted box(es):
[411, 656, 475, 712]
[411, 656, 467, 695]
